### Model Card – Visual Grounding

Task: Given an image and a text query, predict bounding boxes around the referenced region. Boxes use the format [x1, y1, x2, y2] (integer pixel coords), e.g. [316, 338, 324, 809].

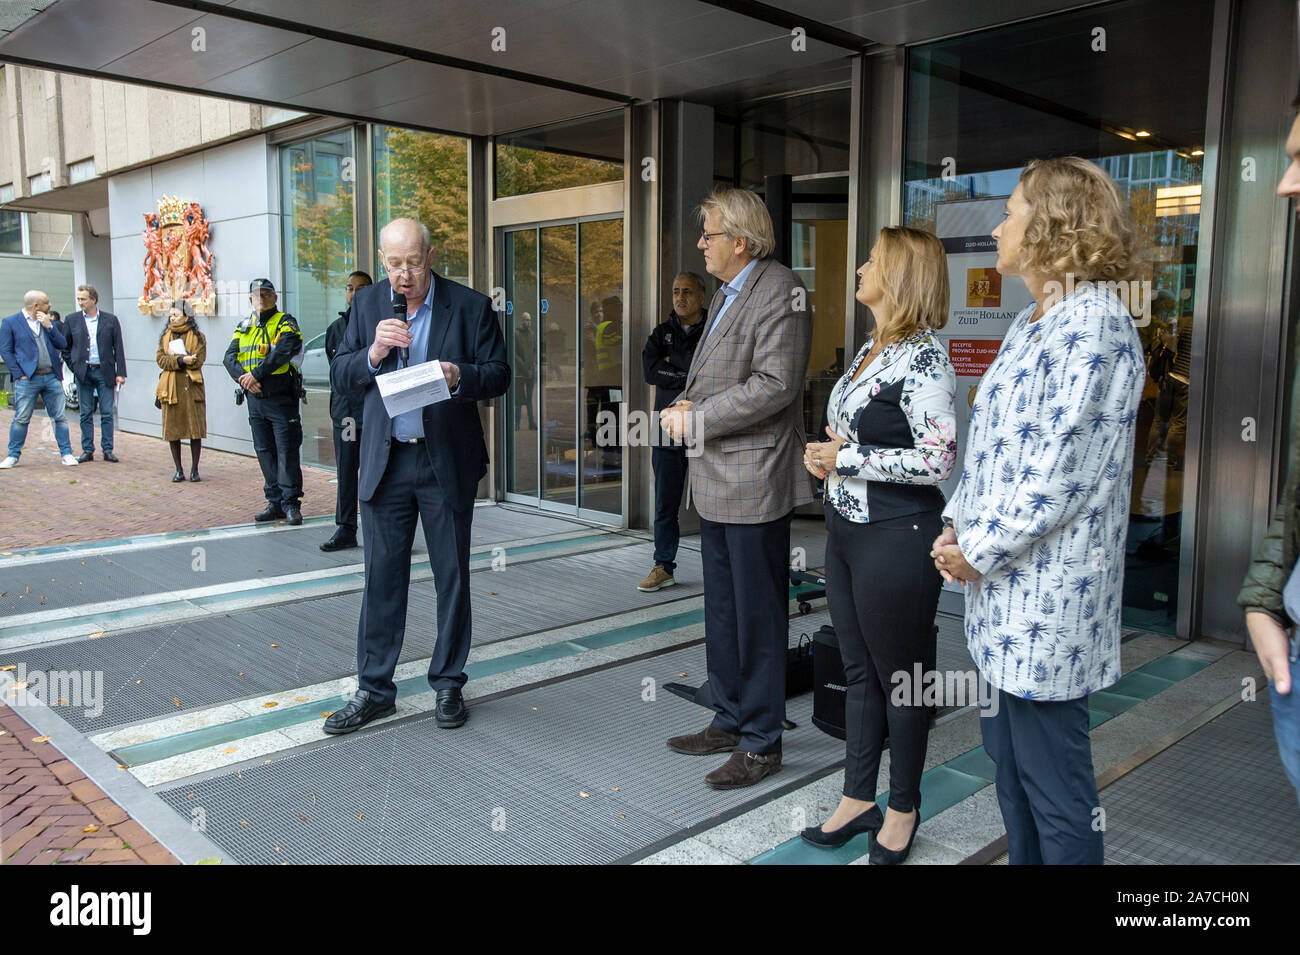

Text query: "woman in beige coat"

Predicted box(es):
[155, 301, 207, 482]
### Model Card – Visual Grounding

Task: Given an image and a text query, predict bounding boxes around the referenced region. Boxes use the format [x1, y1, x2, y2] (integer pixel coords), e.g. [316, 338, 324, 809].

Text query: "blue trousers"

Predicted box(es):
[981, 687, 1104, 864]
[1271, 637, 1300, 810]
[8, 373, 72, 458]
[76, 365, 115, 454]
[651, 445, 687, 573]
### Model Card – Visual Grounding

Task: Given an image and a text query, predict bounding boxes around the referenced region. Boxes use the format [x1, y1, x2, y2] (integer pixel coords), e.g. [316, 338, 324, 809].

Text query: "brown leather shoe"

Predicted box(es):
[705, 750, 782, 790]
[666, 724, 740, 755]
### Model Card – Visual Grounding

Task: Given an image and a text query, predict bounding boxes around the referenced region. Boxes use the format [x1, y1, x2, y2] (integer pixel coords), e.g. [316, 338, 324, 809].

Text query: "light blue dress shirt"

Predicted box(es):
[706, 257, 759, 338]
[370, 277, 436, 441]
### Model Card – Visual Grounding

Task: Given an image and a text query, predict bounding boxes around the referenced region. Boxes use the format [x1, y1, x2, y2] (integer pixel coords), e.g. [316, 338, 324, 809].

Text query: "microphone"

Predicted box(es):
[392, 292, 409, 364]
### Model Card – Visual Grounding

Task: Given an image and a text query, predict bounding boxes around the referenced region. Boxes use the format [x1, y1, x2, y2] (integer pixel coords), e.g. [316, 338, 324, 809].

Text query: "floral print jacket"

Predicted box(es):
[945, 283, 1144, 701]
[824, 330, 957, 523]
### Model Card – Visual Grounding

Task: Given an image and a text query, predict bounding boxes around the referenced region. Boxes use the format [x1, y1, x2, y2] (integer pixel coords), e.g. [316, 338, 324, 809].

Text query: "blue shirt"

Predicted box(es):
[706, 257, 759, 338]
[370, 277, 436, 441]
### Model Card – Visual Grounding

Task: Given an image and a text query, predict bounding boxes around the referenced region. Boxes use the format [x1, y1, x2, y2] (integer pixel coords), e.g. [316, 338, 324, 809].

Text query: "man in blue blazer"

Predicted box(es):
[325, 218, 509, 734]
[0, 290, 79, 469]
[65, 285, 128, 462]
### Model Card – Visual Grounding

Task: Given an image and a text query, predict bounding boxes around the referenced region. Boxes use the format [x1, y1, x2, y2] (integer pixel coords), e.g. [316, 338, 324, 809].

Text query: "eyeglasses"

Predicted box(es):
[382, 263, 428, 278]
[699, 231, 728, 246]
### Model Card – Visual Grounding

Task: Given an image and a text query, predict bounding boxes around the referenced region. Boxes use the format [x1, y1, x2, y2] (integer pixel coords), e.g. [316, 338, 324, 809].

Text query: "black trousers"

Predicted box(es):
[823, 504, 943, 811]
[981, 688, 1103, 864]
[247, 393, 302, 508]
[651, 445, 687, 573]
[331, 421, 361, 531]
[357, 441, 474, 707]
[699, 511, 792, 754]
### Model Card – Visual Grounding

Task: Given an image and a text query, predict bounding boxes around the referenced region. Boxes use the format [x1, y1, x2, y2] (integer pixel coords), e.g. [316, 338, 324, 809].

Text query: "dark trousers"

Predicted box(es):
[651, 445, 687, 573]
[699, 511, 792, 754]
[357, 441, 474, 707]
[981, 688, 1104, 864]
[515, 378, 536, 429]
[247, 394, 303, 508]
[77, 365, 115, 453]
[823, 505, 942, 811]
[332, 421, 361, 531]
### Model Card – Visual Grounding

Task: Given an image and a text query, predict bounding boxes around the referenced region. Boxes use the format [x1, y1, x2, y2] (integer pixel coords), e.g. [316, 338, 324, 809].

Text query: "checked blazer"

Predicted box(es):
[679, 256, 812, 524]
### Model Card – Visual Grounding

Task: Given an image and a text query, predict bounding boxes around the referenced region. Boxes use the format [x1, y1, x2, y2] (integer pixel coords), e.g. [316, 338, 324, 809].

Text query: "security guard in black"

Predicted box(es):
[223, 278, 305, 524]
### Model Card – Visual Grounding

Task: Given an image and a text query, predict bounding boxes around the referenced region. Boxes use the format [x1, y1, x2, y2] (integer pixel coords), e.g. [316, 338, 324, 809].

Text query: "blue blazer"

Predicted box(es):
[331, 276, 509, 511]
[0, 311, 68, 381]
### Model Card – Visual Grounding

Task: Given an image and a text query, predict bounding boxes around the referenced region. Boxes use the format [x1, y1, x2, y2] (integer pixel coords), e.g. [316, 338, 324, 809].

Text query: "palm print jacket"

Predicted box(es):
[825, 330, 957, 523]
[945, 283, 1144, 701]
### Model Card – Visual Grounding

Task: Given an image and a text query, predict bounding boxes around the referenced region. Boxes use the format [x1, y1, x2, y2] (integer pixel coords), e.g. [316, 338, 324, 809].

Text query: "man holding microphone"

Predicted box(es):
[326, 218, 508, 734]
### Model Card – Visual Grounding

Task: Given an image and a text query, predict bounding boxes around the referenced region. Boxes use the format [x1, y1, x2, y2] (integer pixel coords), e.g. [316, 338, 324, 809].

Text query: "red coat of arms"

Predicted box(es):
[139, 195, 215, 314]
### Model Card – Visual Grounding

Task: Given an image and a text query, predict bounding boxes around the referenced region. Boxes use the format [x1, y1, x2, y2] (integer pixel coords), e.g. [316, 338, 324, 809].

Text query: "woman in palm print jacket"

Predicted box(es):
[800, 226, 957, 864]
[932, 157, 1145, 865]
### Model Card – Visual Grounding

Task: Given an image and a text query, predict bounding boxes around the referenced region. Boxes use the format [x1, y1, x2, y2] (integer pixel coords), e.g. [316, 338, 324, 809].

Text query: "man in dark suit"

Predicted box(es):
[325, 218, 508, 734]
[65, 285, 127, 462]
[660, 189, 812, 789]
[321, 269, 372, 552]
[0, 290, 80, 468]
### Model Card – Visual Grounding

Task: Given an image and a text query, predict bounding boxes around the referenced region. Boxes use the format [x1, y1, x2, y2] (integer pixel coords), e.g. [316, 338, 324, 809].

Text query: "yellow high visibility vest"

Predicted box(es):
[232, 311, 296, 377]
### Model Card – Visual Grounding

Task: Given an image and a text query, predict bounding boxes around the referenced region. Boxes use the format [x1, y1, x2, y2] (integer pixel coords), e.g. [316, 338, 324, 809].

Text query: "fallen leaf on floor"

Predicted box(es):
[320, 712, 333, 718]
[619, 814, 625, 819]
[88, 632, 104, 639]
[188, 794, 194, 799]
[0, 664, 15, 671]
[81, 824, 100, 833]
[298, 813, 307, 821]
[263, 702, 278, 708]
[270, 644, 278, 648]
[611, 787, 619, 791]
[357, 813, 363, 819]
[238, 673, 244, 677]
[10, 682, 29, 692]
[222, 747, 238, 754]
[57, 698, 68, 705]
[117, 765, 127, 771]
[679, 673, 687, 678]
[31, 735, 50, 742]
[294, 697, 308, 702]
[236, 772, 243, 778]
[274, 845, 280, 852]
[579, 792, 589, 798]
[240, 820, 248, 826]
[173, 698, 180, 707]
[136, 680, 141, 684]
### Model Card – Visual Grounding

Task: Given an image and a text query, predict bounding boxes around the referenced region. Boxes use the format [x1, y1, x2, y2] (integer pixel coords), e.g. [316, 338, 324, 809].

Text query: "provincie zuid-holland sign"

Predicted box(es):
[139, 195, 216, 316]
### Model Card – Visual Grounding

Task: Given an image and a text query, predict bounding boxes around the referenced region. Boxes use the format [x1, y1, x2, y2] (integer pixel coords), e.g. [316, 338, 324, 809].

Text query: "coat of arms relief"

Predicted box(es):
[139, 196, 216, 315]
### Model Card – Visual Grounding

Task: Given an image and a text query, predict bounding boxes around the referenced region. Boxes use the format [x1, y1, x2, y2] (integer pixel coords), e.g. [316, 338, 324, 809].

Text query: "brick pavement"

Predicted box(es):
[0, 408, 339, 550]
[0, 702, 178, 865]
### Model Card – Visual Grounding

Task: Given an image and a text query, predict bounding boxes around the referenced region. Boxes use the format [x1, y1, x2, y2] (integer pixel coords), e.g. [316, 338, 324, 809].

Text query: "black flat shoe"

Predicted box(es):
[869, 802, 921, 865]
[76, 452, 94, 463]
[800, 804, 884, 849]
[283, 506, 303, 526]
[103, 452, 119, 463]
[189, 469, 200, 482]
[322, 692, 396, 735]
[254, 504, 285, 522]
[172, 469, 185, 483]
[435, 688, 467, 728]
[320, 531, 358, 552]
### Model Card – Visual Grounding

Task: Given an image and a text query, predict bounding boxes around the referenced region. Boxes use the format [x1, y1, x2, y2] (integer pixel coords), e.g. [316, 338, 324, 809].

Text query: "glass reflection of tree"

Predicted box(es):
[291, 154, 354, 284]
[496, 144, 621, 198]
[373, 128, 469, 282]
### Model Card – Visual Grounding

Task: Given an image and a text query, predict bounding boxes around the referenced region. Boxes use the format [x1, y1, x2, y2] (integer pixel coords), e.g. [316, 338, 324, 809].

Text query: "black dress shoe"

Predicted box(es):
[800, 804, 884, 849]
[435, 688, 467, 728]
[189, 468, 200, 482]
[283, 506, 303, 526]
[76, 451, 94, 463]
[254, 504, 285, 522]
[172, 469, 185, 483]
[320, 530, 358, 552]
[869, 799, 922, 866]
[323, 692, 396, 735]
[103, 452, 119, 463]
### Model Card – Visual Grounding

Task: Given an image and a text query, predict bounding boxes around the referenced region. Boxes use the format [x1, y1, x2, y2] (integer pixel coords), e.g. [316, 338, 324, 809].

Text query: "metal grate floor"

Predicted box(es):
[1102, 693, 1300, 864]
[155, 626, 853, 865]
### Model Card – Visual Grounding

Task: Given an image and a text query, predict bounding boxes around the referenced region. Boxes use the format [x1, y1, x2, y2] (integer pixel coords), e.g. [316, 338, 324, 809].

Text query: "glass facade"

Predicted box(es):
[0, 209, 21, 254]
[372, 125, 469, 285]
[903, 0, 1215, 634]
[495, 112, 623, 199]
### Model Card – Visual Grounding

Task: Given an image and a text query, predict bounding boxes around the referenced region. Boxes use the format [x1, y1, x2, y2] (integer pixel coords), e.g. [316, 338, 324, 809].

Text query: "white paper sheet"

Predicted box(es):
[167, 338, 188, 356]
[376, 359, 451, 417]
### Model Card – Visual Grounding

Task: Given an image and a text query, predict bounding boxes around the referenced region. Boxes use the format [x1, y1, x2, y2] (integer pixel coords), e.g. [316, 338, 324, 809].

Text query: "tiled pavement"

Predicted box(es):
[0, 702, 178, 865]
[0, 408, 338, 550]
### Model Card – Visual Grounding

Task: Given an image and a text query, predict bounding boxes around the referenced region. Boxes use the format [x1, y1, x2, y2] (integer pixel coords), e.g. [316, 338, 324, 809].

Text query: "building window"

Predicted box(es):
[494, 112, 623, 199]
[0, 210, 22, 254]
[372, 125, 470, 285]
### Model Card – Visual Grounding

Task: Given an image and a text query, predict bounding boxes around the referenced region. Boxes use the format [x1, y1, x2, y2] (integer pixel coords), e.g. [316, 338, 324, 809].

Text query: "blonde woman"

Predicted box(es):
[931, 157, 1145, 864]
[801, 227, 957, 863]
[155, 301, 207, 482]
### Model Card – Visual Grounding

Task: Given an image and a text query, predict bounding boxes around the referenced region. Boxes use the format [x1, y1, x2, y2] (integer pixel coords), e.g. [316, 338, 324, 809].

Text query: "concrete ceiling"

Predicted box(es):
[0, 0, 1096, 136]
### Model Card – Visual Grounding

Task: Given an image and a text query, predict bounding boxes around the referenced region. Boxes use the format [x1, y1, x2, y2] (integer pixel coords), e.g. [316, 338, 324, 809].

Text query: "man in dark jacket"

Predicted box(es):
[637, 271, 706, 592]
[1239, 91, 1300, 805]
[321, 270, 372, 551]
[65, 285, 127, 462]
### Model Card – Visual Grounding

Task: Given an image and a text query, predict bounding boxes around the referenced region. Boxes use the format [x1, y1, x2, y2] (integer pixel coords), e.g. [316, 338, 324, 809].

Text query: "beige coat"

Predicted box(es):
[679, 257, 812, 524]
[155, 328, 207, 441]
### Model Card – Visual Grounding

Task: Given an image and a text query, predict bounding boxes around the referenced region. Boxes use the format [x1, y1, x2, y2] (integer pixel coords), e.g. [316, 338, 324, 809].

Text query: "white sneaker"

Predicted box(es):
[61, 454, 79, 466]
[0, 456, 16, 469]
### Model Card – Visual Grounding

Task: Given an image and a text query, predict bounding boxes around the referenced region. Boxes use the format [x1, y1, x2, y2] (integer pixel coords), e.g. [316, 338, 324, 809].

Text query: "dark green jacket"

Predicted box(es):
[1238, 340, 1300, 625]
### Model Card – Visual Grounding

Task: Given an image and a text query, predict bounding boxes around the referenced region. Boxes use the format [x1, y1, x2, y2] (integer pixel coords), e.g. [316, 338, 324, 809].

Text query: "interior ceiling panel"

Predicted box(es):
[102, 14, 312, 88]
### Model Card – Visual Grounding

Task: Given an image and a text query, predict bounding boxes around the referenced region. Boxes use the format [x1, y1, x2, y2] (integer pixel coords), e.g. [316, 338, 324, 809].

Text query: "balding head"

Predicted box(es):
[378, 217, 430, 254]
[378, 217, 435, 305]
[23, 290, 48, 311]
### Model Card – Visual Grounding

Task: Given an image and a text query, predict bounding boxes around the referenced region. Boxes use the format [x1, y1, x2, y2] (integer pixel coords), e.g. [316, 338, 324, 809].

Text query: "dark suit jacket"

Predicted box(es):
[325, 308, 364, 426]
[331, 276, 509, 511]
[0, 311, 68, 381]
[66, 310, 127, 383]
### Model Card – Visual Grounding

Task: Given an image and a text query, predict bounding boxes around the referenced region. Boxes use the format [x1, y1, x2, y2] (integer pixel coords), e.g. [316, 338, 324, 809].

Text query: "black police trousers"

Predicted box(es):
[247, 392, 303, 508]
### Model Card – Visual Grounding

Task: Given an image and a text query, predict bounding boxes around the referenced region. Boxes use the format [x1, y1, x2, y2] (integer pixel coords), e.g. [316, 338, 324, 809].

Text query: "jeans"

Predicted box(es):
[651, 445, 687, 573]
[8, 373, 72, 458]
[1271, 636, 1300, 810]
[77, 365, 115, 453]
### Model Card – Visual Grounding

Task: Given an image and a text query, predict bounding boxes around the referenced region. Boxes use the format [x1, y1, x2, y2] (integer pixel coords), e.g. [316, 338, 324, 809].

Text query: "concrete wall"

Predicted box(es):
[108, 135, 275, 456]
[0, 253, 74, 321]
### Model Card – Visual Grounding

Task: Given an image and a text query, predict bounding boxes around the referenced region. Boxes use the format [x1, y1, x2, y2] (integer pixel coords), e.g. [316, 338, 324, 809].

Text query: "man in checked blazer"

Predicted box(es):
[660, 188, 812, 789]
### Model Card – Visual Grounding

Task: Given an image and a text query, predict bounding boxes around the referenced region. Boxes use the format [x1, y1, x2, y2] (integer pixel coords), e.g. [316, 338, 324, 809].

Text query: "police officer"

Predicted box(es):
[224, 278, 305, 525]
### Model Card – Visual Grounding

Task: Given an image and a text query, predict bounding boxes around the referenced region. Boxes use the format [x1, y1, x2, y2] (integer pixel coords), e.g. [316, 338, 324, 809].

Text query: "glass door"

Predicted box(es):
[502, 216, 623, 521]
